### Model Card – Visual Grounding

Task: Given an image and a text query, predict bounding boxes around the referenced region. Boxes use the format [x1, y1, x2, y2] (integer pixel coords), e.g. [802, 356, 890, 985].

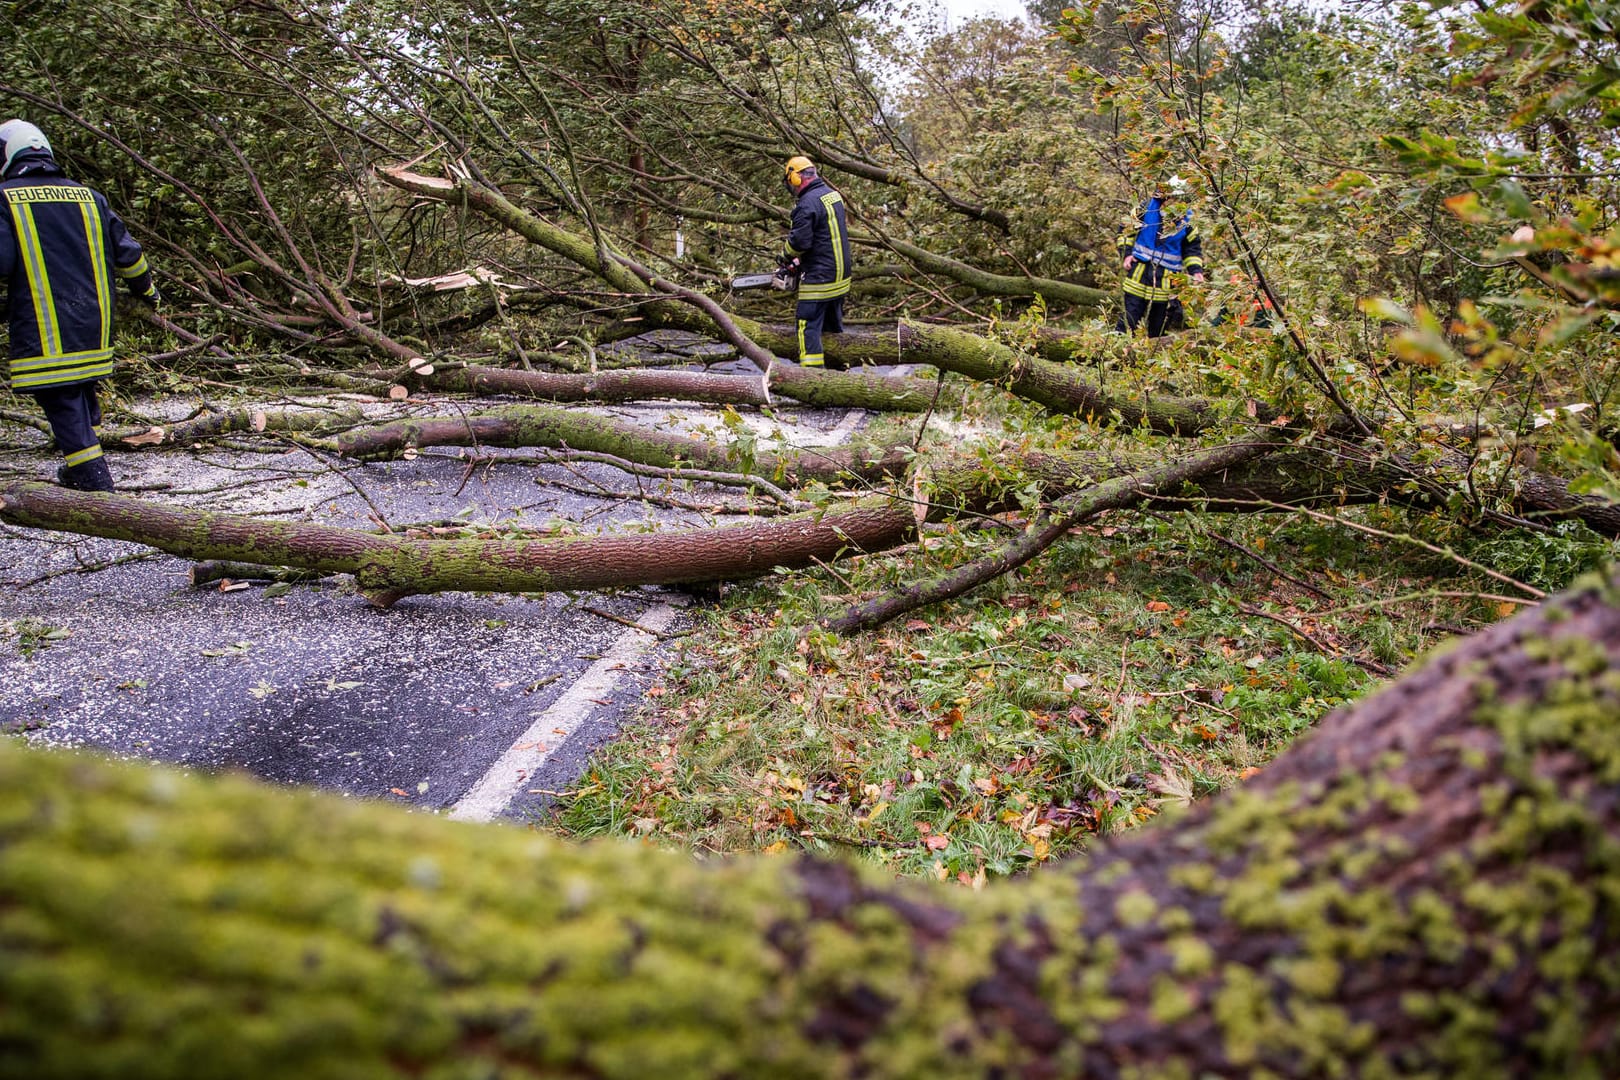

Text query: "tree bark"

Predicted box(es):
[412, 364, 773, 407]
[105, 408, 364, 450]
[878, 234, 1112, 312]
[2, 577, 1618, 1076]
[0, 482, 917, 607]
[324, 404, 910, 487]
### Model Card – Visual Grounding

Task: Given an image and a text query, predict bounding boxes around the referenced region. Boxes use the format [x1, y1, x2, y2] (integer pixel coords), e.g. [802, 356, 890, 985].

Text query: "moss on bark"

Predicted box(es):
[2, 579, 1619, 1076]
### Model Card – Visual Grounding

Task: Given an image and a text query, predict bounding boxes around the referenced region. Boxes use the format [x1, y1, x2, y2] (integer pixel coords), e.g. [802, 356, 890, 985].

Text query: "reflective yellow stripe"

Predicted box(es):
[8, 347, 116, 390]
[81, 202, 113, 350]
[798, 318, 808, 361]
[1122, 279, 1178, 301]
[821, 192, 846, 284]
[9, 347, 117, 371]
[63, 444, 104, 467]
[1122, 261, 1177, 301]
[115, 253, 150, 279]
[11, 360, 116, 389]
[8, 199, 62, 357]
[798, 279, 850, 301]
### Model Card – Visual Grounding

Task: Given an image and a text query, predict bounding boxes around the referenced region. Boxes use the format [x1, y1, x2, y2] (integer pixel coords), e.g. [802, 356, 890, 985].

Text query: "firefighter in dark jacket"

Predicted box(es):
[0, 119, 159, 492]
[781, 156, 852, 370]
[1116, 176, 1205, 338]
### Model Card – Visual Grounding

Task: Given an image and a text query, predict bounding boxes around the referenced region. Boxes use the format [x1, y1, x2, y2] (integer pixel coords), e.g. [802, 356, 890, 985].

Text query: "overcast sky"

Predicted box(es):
[937, 0, 1028, 27]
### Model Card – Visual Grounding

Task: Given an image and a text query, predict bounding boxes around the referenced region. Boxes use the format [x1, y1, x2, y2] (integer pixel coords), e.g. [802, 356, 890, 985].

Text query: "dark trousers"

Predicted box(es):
[796, 296, 846, 369]
[1116, 293, 1187, 338]
[31, 382, 104, 463]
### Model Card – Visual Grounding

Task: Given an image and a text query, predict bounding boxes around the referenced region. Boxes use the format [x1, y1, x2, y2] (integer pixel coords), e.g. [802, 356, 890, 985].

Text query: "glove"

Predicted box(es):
[771, 256, 801, 292]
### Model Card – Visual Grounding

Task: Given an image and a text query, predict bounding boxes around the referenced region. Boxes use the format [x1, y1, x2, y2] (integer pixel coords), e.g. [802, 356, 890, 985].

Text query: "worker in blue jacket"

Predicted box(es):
[0, 120, 159, 491]
[780, 156, 852, 370]
[1116, 175, 1205, 338]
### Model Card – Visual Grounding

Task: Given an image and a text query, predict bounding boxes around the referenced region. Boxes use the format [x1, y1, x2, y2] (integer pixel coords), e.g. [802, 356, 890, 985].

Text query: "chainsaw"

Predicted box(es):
[731, 256, 799, 292]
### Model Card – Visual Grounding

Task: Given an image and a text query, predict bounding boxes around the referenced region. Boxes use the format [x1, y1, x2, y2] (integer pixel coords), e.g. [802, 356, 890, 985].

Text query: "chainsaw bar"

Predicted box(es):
[730, 273, 777, 290]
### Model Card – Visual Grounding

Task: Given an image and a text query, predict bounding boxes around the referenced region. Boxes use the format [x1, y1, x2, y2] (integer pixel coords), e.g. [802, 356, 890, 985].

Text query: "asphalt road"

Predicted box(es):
[1, 353, 873, 822]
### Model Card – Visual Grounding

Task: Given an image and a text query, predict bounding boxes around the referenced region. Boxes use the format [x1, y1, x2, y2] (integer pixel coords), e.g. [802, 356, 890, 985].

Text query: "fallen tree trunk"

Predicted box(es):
[876, 234, 1113, 312]
[0, 482, 918, 607]
[325, 404, 1620, 542]
[7, 432, 1616, 613]
[413, 362, 772, 407]
[2, 575, 1617, 1076]
[105, 407, 365, 450]
[325, 404, 911, 487]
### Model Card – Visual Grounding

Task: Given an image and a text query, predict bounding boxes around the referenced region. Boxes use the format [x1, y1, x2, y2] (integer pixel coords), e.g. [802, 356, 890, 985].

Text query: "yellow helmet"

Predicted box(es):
[784, 155, 816, 191]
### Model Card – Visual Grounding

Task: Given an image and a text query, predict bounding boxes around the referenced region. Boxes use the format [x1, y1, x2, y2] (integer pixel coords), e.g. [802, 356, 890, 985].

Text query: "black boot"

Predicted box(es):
[57, 457, 115, 492]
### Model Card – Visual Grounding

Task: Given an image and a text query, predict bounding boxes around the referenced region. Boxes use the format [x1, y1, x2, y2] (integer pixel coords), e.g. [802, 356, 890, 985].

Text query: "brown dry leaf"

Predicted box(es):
[904, 619, 930, 632]
[1148, 765, 1196, 807]
[388, 787, 411, 797]
[911, 469, 930, 531]
[925, 834, 949, 851]
[1146, 600, 1171, 612]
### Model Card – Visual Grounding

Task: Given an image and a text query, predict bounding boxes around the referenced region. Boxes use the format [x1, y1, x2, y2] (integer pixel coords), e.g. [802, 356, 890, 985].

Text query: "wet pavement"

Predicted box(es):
[1, 352, 876, 820]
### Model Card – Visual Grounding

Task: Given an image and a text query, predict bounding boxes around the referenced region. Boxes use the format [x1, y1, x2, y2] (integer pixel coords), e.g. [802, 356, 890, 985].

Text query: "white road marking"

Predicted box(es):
[448, 601, 682, 822]
[452, 391, 874, 823]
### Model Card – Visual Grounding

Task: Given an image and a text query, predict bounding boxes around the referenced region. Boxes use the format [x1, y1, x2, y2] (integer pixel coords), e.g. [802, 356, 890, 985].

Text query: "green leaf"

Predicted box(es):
[1358, 298, 1413, 325]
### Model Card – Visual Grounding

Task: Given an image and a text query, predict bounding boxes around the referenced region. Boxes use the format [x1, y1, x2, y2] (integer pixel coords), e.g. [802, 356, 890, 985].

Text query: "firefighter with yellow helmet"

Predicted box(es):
[780, 155, 851, 370]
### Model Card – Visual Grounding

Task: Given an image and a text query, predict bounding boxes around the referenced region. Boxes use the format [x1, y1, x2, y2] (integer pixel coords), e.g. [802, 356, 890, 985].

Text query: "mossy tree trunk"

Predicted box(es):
[0, 483, 918, 608]
[2, 578, 1618, 1077]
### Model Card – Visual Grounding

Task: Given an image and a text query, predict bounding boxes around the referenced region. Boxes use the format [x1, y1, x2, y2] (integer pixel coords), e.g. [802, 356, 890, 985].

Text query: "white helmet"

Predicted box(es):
[1165, 174, 1189, 197]
[0, 119, 52, 175]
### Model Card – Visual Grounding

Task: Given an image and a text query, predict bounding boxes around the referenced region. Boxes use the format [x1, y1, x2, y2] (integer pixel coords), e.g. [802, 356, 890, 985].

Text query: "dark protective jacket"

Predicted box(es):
[1116, 196, 1204, 303]
[0, 155, 156, 391]
[785, 177, 851, 302]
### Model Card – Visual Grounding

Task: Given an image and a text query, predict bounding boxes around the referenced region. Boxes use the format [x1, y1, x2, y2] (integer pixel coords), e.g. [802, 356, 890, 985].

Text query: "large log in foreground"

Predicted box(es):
[1, 577, 1618, 1077]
